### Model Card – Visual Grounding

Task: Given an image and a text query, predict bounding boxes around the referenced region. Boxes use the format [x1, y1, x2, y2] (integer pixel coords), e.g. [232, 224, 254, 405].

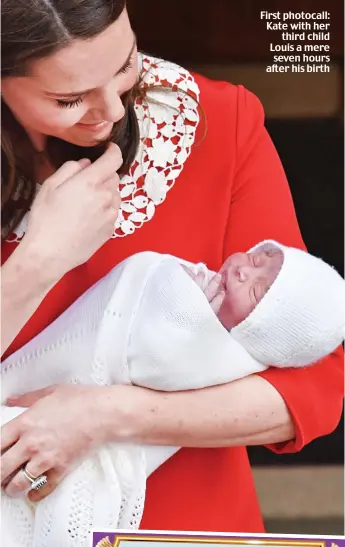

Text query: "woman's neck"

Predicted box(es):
[26, 128, 46, 153]
[34, 151, 55, 184]
[22, 128, 56, 184]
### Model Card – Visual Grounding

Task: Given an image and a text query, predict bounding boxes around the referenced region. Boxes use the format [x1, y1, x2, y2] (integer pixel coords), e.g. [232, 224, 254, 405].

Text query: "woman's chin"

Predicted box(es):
[54, 137, 106, 148]
[73, 138, 106, 147]
[59, 125, 114, 147]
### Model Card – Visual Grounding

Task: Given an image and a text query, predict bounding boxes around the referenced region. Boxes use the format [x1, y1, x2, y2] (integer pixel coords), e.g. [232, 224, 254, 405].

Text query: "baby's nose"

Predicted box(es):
[238, 264, 256, 282]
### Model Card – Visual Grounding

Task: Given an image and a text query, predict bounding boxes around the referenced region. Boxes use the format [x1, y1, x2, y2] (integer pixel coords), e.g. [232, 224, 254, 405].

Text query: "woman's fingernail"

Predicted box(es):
[5, 485, 21, 498]
[78, 158, 91, 168]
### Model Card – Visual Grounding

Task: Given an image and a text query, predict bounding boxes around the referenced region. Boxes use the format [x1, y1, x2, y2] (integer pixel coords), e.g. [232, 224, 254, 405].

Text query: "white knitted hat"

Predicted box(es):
[231, 240, 345, 367]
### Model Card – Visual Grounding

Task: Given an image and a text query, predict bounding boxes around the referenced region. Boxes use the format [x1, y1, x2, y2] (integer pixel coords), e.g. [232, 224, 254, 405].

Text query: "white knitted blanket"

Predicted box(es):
[1, 251, 267, 547]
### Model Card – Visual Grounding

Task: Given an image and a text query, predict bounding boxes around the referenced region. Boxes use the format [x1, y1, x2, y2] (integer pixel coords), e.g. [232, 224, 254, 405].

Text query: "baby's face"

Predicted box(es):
[217, 248, 283, 330]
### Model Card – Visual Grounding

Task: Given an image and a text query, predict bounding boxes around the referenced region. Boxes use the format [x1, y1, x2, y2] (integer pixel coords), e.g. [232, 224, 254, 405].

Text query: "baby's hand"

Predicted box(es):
[182, 266, 225, 315]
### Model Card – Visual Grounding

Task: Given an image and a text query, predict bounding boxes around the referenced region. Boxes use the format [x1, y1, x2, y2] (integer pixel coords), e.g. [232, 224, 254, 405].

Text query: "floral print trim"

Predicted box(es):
[6, 54, 200, 242]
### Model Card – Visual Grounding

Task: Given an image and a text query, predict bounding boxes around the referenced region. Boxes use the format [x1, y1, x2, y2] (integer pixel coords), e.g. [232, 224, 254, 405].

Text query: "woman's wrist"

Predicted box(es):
[1, 238, 62, 355]
[96, 377, 295, 448]
[96, 385, 147, 444]
[17, 235, 65, 287]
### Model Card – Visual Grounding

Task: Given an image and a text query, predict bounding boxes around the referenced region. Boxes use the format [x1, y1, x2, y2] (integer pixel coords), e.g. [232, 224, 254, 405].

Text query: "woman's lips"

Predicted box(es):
[77, 121, 113, 133]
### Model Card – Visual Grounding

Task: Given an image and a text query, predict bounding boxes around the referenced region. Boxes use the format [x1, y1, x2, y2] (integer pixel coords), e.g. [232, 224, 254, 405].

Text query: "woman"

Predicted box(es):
[1, 0, 343, 534]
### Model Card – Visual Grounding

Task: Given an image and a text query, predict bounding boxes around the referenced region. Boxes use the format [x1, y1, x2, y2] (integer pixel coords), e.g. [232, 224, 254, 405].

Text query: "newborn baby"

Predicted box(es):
[2, 240, 344, 547]
[191, 239, 344, 368]
[184, 244, 284, 331]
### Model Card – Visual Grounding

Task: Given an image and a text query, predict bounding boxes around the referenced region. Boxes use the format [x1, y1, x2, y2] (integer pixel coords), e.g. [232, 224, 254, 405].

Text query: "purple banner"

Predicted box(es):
[91, 532, 345, 547]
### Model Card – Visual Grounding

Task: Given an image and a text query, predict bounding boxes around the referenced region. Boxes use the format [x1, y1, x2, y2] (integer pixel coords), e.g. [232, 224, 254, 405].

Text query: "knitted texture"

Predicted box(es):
[4, 243, 343, 545]
[232, 240, 345, 366]
[1, 252, 265, 547]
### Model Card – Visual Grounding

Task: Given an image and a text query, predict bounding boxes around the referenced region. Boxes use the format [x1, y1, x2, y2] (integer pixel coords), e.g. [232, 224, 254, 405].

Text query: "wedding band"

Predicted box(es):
[23, 467, 48, 491]
[23, 467, 37, 482]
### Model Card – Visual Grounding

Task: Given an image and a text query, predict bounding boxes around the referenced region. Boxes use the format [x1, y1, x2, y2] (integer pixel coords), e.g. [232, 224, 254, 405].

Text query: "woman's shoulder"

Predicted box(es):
[142, 54, 267, 155]
[192, 72, 265, 136]
[141, 54, 265, 125]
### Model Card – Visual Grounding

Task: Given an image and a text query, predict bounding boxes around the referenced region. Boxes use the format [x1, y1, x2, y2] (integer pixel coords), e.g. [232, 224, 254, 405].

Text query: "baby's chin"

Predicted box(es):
[217, 304, 235, 331]
[218, 303, 249, 331]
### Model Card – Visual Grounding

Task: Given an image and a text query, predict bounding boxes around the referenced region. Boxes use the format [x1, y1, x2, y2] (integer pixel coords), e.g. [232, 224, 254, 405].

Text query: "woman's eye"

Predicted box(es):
[119, 59, 133, 75]
[57, 97, 83, 109]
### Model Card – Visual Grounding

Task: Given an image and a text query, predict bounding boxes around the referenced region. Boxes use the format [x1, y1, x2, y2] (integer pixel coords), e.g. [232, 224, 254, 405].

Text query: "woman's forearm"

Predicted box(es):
[102, 374, 295, 447]
[1, 239, 59, 355]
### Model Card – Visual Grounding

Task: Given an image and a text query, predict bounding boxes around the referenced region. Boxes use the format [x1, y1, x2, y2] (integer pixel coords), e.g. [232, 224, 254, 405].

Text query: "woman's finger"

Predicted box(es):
[4, 456, 52, 497]
[1, 418, 20, 455]
[5, 466, 36, 497]
[7, 386, 57, 407]
[1, 436, 29, 484]
[28, 468, 65, 502]
[50, 159, 91, 188]
[84, 142, 123, 185]
[78, 158, 92, 169]
[102, 174, 121, 200]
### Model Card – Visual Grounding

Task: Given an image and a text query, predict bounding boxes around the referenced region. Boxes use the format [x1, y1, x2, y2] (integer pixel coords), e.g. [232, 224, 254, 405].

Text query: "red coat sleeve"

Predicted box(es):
[222, 85, 344, 453]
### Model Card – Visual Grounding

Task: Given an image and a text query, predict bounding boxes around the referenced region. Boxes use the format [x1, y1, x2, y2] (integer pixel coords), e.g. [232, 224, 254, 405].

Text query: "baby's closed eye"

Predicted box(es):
[251, 281, 265, 303]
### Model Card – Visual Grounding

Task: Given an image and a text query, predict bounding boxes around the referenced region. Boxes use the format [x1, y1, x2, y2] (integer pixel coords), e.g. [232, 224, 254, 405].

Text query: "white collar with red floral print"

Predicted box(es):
[6, 53, 200, 243]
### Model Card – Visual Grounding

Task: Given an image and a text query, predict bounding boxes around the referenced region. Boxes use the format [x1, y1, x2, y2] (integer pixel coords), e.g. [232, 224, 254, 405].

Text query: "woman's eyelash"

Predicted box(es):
[119, 59, 133, 75]
[56, 59, 132, 108]
[57, 97, 83, 109]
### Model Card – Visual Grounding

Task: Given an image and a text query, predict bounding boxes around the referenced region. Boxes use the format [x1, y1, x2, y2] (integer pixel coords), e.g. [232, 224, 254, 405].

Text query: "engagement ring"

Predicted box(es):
[23, 467, 48, 491]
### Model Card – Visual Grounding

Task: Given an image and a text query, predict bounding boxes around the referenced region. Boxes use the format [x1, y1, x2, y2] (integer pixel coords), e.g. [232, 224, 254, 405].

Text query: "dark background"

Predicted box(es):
[128, 0, 344, 466]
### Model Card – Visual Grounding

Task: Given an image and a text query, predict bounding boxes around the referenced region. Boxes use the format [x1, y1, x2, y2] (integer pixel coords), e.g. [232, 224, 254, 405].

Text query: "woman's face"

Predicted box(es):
[1, 7, 138, 150]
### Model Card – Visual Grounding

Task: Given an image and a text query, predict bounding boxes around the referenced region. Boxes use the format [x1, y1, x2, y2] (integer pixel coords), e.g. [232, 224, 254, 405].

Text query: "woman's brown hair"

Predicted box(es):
[1, 0, 204, 241]
[1, 0, 144, 239]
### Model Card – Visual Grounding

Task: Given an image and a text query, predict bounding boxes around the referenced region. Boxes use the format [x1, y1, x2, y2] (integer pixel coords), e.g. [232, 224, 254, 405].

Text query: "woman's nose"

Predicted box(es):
[92, 84, 125, 123]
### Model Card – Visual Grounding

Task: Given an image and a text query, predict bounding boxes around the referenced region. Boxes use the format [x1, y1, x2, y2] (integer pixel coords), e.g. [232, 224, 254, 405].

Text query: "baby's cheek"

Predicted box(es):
[220, 289, 255, 330]
[217, 290, 236, 330]
[221, 289, 233, 308]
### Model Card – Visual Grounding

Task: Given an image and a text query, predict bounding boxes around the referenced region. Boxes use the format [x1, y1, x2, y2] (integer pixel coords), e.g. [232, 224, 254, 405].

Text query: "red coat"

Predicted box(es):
[2, 74, 344, 533]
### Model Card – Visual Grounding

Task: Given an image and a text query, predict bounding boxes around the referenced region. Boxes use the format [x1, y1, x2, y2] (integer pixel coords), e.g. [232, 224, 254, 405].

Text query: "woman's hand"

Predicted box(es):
[23, 142, 123, 281]
[1, 377, 294, 504]
[1, 385, 116, 502]
[1, 142, 123, 355]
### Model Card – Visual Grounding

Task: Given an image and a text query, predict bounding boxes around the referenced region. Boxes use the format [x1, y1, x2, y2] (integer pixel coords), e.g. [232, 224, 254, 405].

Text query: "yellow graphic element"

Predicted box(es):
[96, 537, 113, 547]
[113, 537, 326, 547]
